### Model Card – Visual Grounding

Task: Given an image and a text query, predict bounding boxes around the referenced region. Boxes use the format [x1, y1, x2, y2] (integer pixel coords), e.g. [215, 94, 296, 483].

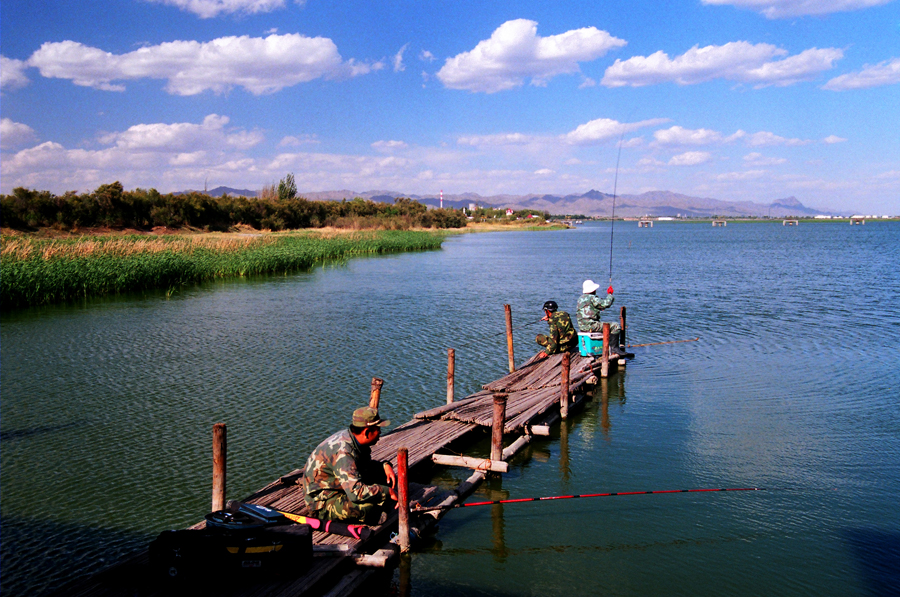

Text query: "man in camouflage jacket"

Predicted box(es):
[577, 279, 620, 333]
[302, 406, 397, 524]
[535, 300, 578, 356]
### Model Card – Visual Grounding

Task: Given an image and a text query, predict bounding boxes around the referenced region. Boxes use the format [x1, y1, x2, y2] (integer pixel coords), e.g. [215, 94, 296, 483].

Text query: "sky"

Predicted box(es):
[1, 0, 899, 214]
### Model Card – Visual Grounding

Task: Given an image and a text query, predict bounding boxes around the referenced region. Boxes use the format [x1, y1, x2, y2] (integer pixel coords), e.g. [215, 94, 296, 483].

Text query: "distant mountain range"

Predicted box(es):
[191, 186, 845, 218]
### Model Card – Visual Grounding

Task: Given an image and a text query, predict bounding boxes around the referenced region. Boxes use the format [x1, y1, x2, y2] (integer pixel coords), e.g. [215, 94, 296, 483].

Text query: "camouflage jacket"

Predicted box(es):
[576, 292, 614, 332]
[302, 429, 390, 509]
[543, 310, 577, 354]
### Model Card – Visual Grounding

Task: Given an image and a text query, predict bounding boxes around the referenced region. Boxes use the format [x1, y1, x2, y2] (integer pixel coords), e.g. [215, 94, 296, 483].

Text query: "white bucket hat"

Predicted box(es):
[582, 279, 600, 294]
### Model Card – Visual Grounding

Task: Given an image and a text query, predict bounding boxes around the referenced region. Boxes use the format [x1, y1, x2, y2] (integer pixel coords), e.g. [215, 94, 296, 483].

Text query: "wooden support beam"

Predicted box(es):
[491, 393, 508, 463]
[620, 306, 626, 349]
[432, 454, 509, 473]
[560, 352, 570, 420]
[212, 423, 226, 513]
[397, 448, 410, 554]
[505, 304, 515, 373]
[369, 377, 384, 409]
[601, 322, 610, 378]
[352, 547, 399, 568]
[447, 348, 455, 405]
[502, 434, 532, 460]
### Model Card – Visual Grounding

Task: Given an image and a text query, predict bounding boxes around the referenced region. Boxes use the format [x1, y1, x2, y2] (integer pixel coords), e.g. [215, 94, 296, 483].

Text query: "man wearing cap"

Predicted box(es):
[535, 300, 578, 358]
[301, 406, 397, 525]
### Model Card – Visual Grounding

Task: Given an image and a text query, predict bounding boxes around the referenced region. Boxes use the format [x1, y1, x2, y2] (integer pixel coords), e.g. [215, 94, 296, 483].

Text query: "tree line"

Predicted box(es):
[0, 182, 468, 231]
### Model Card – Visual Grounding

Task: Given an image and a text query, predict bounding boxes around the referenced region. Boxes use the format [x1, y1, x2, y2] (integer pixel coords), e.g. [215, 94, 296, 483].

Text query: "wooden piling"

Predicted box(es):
[447, 348, 455, 405]
[212, 423, 226, 512]
[560, 352, 570, 420]
[397, 448, 410, 553]
[505, 304, 515, 373]
[601, 323, 610, 378]
[620, 306, 627, 349]
[491, 393, 508, 463]
[369, 377, 384, 410]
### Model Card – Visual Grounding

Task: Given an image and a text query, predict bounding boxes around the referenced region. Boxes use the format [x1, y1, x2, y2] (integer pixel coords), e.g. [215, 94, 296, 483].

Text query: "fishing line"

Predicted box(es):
[412, 487, 769, 513]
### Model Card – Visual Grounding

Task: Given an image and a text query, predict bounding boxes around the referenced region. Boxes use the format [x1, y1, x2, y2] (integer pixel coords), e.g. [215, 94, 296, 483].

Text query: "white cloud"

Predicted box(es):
[98, 114, 263, 151]
[372, 140, 408, 152]
[744, 152, 787, 166]
[823, 135, 847, 144]
[457, 133, 536, 146]
[143, 0, 302, 19]
[564, 118, 669, 145]
[437, 19, 626, 93]
[652, 126, 745, 146]
[1, 118, 37, 149]
[823, 57, 900, 90]
[534, 168, 555, 175]
[393, 44, 409, 73]
[27, 34, 377, 95]
[279, 134, 319, 147]
[716, 169, 768, 180]
[745, 131, 809, 146]
[669, 151, 712, 166]
[602, 41, 842, 87]
[1, 56, 31, 91]
[420, 50, 436, 62]
[700, 0, 892, 19]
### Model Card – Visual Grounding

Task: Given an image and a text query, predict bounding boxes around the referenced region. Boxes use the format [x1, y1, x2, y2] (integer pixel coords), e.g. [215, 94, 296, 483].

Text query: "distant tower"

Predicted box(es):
[440, 190, 443, 209]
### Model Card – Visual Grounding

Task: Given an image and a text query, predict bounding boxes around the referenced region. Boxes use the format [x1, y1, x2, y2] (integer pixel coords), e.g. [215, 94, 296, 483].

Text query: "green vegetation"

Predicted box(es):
[0, 181, 467, 232]
[1, 230, 445, 309]
[467, 207, 550, 222]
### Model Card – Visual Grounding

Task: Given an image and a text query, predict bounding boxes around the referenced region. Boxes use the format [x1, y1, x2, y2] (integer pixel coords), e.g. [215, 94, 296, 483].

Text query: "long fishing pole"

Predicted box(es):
[453, 317, 545, 350]
[412, 487, 767, 513]
[608, 132, 625, 285]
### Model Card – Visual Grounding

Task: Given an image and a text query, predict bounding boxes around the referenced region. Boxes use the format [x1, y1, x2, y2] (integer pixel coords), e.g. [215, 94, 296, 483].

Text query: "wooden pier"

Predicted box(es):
[56, 314, 627, 597]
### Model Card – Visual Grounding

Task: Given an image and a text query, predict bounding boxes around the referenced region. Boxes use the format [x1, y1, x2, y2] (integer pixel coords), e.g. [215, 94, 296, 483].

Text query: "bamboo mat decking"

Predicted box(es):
[58, 348, 603, 597]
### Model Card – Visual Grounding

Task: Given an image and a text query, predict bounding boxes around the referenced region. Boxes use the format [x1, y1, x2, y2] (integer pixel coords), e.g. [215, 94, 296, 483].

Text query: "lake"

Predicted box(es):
[2, 221, 899, 596]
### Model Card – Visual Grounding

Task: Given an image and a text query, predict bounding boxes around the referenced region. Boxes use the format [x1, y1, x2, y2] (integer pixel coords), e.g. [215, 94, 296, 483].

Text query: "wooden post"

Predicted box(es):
[560, 352, 570, 420]
[447, 348, 455, 405]
[491, 393, 508, 463]
[212, 423, 226, 512]
[619, 306, 626, 349]
[601, 322, 610, 378]
[369, 377, 384, 410]
[504, 304, 515, 373]
[397, 448, 410, 553]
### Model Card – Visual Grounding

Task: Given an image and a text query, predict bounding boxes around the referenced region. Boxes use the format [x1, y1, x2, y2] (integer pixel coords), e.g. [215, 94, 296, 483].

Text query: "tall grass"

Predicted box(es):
[1, 230, 445, 309]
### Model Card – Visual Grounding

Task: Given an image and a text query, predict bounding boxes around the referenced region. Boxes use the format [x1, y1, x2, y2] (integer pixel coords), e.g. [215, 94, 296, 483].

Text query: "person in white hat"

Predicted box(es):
[577, 279, 626, 356]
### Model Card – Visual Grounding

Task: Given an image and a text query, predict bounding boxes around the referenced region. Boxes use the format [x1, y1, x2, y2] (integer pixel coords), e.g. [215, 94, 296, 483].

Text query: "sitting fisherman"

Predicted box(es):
[302, 406, 397, 525]
[535, 300, 578, 358]
[577, 279, 626, 356]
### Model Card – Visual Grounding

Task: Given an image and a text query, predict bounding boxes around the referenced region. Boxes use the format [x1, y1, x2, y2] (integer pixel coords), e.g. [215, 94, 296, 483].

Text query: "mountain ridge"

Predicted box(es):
[184, 187, 845, 217]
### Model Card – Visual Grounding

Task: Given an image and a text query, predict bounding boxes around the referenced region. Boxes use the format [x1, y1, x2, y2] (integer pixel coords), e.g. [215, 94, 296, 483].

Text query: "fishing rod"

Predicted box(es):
[627, 337, 700, 348]
[411, 487, 767, 513]
[608, 132, 625, 286]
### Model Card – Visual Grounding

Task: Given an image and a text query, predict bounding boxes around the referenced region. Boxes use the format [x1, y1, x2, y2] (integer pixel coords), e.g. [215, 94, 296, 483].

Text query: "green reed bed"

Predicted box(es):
[1, 230, 445, 309]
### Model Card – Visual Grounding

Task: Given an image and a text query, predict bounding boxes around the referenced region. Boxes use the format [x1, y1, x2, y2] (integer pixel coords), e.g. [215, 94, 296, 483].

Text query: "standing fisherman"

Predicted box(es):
[535, 300, 578, 359]
[302, 406, 397, 525]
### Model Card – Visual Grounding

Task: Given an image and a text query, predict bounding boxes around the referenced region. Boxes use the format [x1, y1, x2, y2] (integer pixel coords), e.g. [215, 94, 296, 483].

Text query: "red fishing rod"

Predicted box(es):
[412, 487, 767, 513]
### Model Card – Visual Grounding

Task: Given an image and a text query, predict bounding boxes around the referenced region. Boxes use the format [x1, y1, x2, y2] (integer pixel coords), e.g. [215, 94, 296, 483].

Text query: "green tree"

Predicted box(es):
[277, 173, 297, 201]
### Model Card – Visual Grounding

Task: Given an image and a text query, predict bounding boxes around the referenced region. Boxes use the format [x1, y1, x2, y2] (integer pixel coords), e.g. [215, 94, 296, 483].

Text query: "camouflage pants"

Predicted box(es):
[310, 461, 393, 525]
[535, 334, 578, 354]
[578, 321, 621, 333]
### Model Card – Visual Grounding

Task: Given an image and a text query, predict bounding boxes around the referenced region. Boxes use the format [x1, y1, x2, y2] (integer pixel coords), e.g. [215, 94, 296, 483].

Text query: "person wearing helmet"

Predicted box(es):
[577, 279, 625, 356]
[535, 300, 577, 358]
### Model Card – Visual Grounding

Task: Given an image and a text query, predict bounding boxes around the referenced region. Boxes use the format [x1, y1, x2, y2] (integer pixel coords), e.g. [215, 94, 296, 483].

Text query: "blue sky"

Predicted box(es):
[2, 0, 898, 213]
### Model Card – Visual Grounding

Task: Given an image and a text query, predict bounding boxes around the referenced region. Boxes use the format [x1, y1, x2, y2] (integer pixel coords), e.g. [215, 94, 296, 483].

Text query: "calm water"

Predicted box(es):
[2, 222, 899, 596]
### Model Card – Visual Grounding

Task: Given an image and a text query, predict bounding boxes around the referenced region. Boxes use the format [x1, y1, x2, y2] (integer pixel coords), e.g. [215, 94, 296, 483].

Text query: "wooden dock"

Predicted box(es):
[55, 319, 626, 597]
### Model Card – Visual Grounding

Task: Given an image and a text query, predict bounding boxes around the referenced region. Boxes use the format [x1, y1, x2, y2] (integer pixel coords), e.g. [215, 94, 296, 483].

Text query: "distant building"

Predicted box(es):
[506, 208, 514, 216]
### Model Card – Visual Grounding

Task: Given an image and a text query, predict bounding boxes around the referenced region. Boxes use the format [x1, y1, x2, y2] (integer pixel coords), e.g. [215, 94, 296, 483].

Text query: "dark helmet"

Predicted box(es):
[542, 300, 558, 312]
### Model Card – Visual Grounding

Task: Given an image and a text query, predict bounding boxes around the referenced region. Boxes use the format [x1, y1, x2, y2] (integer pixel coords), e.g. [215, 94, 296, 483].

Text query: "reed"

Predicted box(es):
[1, 230, 444, 309]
